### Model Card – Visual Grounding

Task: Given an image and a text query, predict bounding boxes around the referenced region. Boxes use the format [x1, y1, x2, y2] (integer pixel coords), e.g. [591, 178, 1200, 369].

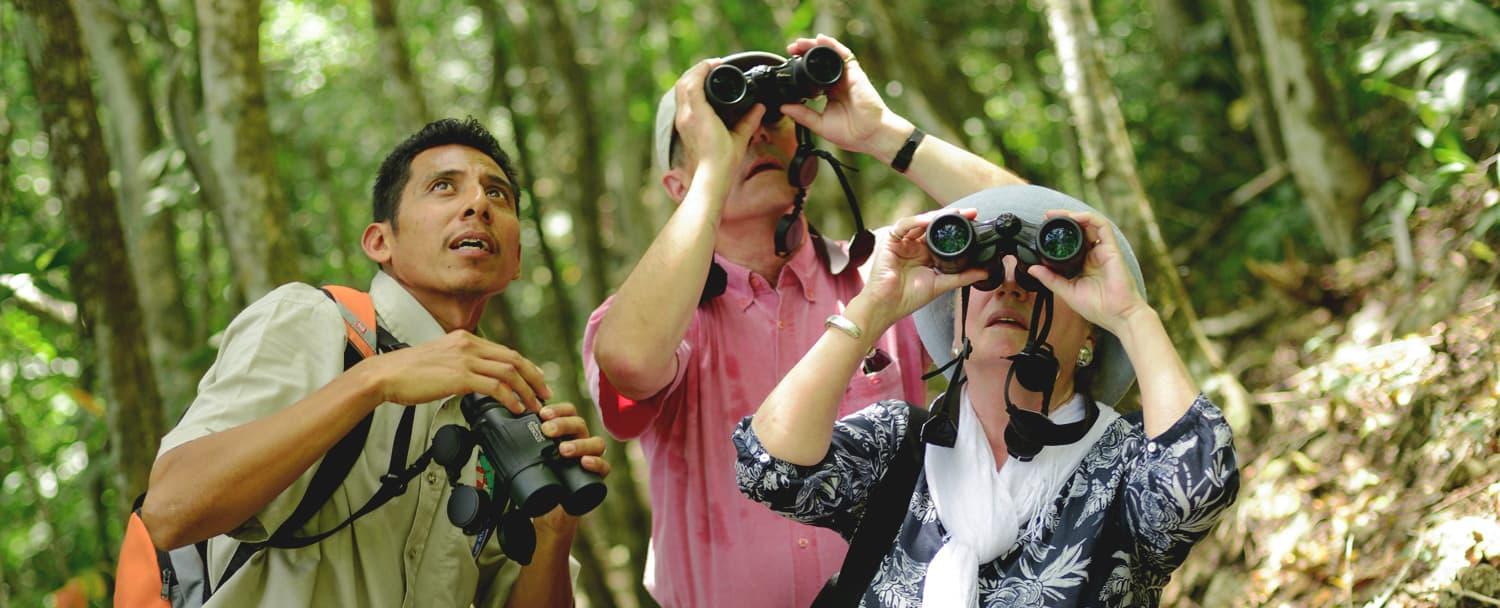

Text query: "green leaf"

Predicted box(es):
[783, 2, 815, 39]
[1384, 0, 1500, 48]
[1357, 34, 1442, 77]
[37, 242, 86, 272]
[1433, 66, 1471, 113]
[1468, 240, 1497, 264]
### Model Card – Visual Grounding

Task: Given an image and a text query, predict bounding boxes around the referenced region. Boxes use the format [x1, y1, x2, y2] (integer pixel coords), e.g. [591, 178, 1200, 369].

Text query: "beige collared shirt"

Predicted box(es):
[157, 272, 522, 607]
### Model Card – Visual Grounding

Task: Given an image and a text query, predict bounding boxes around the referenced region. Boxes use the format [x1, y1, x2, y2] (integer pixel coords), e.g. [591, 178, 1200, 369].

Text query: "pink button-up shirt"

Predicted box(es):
[584, 240, 928, 608]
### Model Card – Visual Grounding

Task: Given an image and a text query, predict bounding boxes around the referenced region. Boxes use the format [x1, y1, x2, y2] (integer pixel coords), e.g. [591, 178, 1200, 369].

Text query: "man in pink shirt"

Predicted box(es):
[585, 35, 1024, 607]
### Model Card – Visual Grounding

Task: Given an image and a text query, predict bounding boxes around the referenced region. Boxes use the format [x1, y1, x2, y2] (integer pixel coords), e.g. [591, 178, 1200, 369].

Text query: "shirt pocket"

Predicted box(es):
[840, 356, 905, 416]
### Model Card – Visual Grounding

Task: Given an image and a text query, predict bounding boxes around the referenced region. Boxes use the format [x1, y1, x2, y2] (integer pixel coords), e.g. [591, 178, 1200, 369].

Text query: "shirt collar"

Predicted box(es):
[715, 238, 823, 311]
[370, 270, 447, 346]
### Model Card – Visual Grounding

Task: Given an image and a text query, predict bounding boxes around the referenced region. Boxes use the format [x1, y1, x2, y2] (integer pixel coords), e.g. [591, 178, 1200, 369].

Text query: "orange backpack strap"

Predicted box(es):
[214, 285, 423, 590]
[321, 285, 377, 359]
[114, 507, 174, 607]
[117, 286, 401, 606]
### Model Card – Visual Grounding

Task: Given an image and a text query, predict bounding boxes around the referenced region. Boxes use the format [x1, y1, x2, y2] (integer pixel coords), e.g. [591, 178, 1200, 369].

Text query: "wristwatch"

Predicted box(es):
[891, 128, 926, 173]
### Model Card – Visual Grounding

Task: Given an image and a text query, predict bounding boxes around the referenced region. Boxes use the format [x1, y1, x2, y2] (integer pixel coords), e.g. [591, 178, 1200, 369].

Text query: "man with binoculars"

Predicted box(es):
[139, 118, 607, 607]
[586, 35, 1024, 607]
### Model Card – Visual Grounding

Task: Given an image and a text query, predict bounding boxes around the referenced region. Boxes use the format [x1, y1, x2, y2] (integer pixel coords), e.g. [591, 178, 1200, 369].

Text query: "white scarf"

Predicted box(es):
[921, 391, 1120, 607]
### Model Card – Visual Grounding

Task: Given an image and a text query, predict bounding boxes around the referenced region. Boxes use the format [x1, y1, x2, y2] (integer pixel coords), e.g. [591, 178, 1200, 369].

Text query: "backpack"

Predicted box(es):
[113, 285, 431, 607]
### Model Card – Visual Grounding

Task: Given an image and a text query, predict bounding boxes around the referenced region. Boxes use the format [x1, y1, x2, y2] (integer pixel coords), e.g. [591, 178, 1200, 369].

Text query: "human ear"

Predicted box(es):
[661, 167, 690, 203]
[361, 223, 394, 265]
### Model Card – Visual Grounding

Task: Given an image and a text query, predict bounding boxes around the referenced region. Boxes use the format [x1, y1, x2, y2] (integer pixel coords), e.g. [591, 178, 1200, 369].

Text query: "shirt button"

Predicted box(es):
[797, 538, 809, 548]
[871, 377, 881, 385]
[426, 471, 439, 484]
[1147, 442, 1159, 453]
[407, 547, 419, 560]
[776, 320, 786, 329]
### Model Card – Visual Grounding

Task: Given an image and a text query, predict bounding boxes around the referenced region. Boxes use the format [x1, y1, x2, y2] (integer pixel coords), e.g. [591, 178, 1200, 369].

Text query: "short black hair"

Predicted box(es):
[372, 117, 520, 229]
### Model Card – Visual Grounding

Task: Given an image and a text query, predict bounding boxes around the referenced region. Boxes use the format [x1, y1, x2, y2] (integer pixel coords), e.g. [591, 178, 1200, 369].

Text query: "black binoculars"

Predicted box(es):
[924, 212, 1089, 292]
[705, 45, 844, 126]
[431, 394, 607, 564]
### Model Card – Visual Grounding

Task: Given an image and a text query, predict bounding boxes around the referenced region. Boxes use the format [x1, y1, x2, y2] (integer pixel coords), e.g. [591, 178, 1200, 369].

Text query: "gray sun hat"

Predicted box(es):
[653, 51, 787, 173]
[913, 185, 1147, 407]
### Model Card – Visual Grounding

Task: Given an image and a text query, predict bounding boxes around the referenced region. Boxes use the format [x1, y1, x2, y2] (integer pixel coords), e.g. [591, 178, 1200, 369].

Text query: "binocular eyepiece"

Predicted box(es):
[924, 212, 1089, 292]
[432, 394, 608, 564]
[705, 45, 844, 126]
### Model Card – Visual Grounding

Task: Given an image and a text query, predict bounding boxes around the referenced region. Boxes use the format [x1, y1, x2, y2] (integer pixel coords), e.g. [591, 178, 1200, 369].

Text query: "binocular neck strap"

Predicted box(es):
[1029, 290, 1053, 353]
[1006, 289, 1059, 416]
[775, 188, 808, 258]
[920, 287, 973, 447]
[774, 125, 871, 268]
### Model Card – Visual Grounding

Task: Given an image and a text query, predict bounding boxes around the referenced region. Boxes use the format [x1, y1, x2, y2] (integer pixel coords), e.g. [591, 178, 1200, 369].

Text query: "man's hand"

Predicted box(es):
[530, 401, 610, 538]
[673, 58, 766, 175]
[357, 330, 553, 414]
[780, 34, 914, 162]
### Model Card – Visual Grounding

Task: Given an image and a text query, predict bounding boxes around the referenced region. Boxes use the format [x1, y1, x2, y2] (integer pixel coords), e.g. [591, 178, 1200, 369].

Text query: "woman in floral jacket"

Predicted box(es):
[735, 185, 1239, 607]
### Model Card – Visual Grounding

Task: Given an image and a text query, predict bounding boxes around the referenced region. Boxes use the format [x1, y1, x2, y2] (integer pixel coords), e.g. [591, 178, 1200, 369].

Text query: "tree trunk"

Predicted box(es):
[1217, 0, 1285, 167]
[371, 0, 432, 129]
[1043, 0, 1251, 427]
[195, 0, 301, 299]
[15, 0, 166, 502]
[1249, 0, 1371, 259]
[73, 0, 199, 416]
[533, 0, 613, 308]
[865, 0, 1037, 180]
[477, 4, 652, 607]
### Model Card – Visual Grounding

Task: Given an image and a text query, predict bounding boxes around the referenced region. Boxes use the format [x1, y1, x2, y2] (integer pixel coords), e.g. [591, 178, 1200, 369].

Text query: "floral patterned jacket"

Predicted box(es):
[733, 394, 1239, 607]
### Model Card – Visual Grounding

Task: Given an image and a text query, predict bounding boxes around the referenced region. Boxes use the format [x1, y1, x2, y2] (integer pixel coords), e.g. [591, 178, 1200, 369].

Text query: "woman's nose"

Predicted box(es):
[998, 256, 1029, 300]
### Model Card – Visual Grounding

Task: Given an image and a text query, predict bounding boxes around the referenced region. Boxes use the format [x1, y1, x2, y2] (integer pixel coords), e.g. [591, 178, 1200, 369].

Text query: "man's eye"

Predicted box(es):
[487, 188, 502, 198]
[431, 181, 452, 192]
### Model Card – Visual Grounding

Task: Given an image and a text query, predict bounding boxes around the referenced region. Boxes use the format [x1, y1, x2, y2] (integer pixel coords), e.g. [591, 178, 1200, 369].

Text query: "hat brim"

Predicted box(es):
[911, 185, 1146, 407]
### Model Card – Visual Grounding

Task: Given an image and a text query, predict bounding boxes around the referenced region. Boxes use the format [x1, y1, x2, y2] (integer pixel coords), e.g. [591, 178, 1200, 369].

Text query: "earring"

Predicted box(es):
[1077, 345, 1094, 368]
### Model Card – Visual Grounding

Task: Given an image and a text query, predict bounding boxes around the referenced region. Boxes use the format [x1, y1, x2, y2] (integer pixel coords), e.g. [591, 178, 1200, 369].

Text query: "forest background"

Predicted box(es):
[1, 0, 1498, 606]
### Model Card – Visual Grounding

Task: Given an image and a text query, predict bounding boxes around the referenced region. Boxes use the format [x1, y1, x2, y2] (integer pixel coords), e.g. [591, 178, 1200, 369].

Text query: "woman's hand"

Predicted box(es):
[854, 210, 989, 332]
[1026, 210, 1150, 336]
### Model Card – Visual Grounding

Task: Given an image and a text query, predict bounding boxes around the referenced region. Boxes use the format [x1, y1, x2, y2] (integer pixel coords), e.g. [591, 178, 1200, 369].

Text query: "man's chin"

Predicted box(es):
[446, 268, 513, 297]
[725, 187, 797, 220]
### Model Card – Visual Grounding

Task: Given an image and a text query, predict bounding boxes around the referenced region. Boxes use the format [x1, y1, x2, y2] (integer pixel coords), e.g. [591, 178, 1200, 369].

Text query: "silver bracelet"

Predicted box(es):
[824, 314, 863, 340]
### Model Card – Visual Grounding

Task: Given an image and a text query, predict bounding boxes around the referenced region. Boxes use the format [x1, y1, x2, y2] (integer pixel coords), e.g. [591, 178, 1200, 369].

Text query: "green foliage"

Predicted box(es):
[1, 0, 1497, 605]
[1351, 0, 1500, 240]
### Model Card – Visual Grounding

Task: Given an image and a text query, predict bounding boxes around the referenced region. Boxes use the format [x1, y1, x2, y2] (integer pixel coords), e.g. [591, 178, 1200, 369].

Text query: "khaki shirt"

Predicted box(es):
[158, 272, 523, 607]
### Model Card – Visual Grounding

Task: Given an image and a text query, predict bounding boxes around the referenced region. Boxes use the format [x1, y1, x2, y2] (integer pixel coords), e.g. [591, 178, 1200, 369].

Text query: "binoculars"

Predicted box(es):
[432, 394, 607, 564]
[705, 45, 844, 126]
[924, 212, 1089, 292]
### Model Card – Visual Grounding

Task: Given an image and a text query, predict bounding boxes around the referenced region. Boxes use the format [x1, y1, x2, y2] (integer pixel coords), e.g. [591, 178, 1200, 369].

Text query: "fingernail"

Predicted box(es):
[561, 443, 574, 456]
[542, 422, 557, 435]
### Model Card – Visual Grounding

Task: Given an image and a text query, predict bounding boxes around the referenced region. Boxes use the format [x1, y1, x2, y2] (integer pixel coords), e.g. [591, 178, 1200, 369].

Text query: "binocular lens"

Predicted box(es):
[800, 46, 843, 86]
[927, 214, 973, 257]
[705, 65, 748, 106]
[560, 477, 608, 516]
[509, 465, 567, 517]
[1038, 218, 1084, 262]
